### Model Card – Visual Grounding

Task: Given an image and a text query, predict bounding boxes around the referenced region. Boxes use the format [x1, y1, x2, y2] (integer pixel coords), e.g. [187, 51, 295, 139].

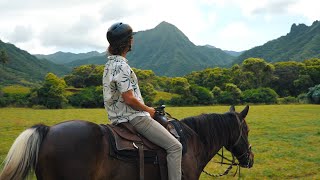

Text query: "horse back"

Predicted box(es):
[36, 120, 164, 180]
[36, 120, 108, 180]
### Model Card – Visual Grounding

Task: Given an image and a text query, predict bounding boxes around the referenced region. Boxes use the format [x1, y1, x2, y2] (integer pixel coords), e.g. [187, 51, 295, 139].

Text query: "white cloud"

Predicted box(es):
[288, 0, 320, 23]
[8, 26, 34, 43]
[215, 22, 259, 51]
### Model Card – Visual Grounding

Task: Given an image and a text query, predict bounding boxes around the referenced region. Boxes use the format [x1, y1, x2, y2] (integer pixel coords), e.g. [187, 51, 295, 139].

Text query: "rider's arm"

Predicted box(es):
[122, 90, 155, 118]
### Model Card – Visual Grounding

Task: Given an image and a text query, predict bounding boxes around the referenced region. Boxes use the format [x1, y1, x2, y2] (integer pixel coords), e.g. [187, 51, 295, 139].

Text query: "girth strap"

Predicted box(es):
[134, 142, 144, 180]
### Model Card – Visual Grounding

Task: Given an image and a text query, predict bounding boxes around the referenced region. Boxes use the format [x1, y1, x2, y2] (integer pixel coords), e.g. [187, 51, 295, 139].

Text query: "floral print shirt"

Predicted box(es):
[103, 55, 149, 124]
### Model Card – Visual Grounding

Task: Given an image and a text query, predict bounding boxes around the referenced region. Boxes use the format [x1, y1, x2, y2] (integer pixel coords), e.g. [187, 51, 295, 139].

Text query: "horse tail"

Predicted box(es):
[0, 124, 49, 180]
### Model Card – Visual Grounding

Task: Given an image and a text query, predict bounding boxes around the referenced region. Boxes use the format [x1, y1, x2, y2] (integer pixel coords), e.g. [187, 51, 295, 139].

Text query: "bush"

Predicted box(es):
[278, 96, 298, 104]
[68, 86, 103, 108]
[215, 83, 242, 104]
[242, 88, 278, 104]
[169, 95, 196, 106]
[306, 84, 320, 104]
[190, 85, 213, 105]
[216, 91, 236, 104]
[0, 93, 29, 107]
[297, 93, 309, 104]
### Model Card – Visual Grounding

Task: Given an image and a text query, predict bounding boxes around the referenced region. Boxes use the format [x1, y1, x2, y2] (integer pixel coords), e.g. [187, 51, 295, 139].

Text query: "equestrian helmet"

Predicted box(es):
[107, 22, 134, 45]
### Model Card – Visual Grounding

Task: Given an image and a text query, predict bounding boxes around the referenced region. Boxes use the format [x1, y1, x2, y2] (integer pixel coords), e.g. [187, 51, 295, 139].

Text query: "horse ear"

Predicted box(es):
[240, 105, 249, 118]
[229, 105, 235, 112]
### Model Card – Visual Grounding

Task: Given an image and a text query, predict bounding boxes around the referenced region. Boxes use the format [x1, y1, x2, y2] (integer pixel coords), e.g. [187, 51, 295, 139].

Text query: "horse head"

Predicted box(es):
[226, 105, 254, 168]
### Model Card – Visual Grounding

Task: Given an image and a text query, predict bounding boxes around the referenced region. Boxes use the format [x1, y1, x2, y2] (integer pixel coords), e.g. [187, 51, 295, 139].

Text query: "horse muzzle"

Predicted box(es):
[247, 151, 254, 168]
[238, 146, 254, 168]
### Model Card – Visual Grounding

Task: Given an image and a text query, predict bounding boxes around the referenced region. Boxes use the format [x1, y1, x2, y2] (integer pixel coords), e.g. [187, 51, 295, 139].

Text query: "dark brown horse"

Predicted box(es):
[0, 106, 254, 180]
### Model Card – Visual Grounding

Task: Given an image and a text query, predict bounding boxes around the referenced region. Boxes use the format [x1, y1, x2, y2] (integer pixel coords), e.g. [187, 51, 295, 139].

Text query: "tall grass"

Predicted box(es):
[0, 105, 319, 179]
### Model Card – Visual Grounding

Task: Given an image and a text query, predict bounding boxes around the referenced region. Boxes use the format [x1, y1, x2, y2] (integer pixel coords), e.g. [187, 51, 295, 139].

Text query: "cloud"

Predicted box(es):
[287, 0, 320, 22]
[251, 0, 295, 15]
[0, 0, 95, 13]
[215, 22, 259, 51]
[8, 26, 34, 43]
[100, 1, 133, 22]
[39, 15, 105, 52]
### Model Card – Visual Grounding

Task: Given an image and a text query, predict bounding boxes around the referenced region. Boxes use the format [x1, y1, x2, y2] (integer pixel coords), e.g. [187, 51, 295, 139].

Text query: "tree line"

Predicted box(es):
[0, 58, 319, 108]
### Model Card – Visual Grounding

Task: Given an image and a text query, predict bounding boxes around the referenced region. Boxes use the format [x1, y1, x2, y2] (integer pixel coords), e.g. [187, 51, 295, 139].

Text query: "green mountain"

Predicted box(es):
[236, 20, 320, 64]
[205, 45, 243, 57]
[65, 21, 235, 76]
[35, 51, 103, 64]
[0, 40, 70, 86]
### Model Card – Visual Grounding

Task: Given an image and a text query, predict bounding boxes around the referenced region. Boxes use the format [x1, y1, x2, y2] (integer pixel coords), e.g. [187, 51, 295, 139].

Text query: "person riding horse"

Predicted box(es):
[103, 22, 183, 180]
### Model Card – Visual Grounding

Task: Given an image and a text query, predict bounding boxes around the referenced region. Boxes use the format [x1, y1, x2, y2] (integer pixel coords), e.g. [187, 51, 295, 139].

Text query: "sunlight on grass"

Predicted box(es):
[154, 91, 180, 102]
[2, 85, 31, 94]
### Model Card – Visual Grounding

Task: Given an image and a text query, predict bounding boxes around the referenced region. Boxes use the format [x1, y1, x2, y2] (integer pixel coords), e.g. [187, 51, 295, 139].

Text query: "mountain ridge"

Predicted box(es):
[35, 51, 103, 64]
[62, 21, 235, 76]
[235, 20, 320, 63]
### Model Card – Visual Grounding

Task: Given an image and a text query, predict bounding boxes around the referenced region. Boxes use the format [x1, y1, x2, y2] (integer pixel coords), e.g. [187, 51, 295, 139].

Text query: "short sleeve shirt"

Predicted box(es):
[103, 55, 149, 124]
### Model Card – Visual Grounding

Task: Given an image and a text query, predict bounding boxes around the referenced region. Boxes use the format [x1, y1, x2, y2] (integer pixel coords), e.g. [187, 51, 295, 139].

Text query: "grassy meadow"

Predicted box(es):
[0, 105, 319, 179]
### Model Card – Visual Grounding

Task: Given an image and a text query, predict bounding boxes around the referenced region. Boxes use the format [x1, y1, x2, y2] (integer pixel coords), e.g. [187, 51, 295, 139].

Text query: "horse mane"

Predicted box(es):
[180, 112, 238, 149]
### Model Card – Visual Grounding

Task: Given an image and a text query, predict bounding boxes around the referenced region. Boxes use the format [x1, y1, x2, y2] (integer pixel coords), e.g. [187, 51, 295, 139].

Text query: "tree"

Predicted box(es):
[169, 77, 191, 95]
[271, 61, 305, 97]
[190, 85, 213, 105]
[231, 69, 255, 90]
[34, 73, 67, 109]
[64, 65, 104, 88]
[133, 68, 156, 82]
[0, 49, 9, 67]
[293, 75, 314, 94]
[216, 83, 242, 104]
[303, 58, 320, 85]
[186, 67, 231, 90]
[140, 83, 157, 106]
[68, 86, 103, 108]
[203, 68, 232, 90]
[239, 58, 275, 89]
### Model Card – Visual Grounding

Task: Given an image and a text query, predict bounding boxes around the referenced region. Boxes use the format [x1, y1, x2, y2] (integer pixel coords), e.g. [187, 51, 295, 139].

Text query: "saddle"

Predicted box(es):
[100, 106, 186, 180]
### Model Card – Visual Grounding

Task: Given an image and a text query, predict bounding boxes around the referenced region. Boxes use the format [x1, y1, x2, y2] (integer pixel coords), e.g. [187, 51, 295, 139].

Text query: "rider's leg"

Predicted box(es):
[130, 116, 182, 180]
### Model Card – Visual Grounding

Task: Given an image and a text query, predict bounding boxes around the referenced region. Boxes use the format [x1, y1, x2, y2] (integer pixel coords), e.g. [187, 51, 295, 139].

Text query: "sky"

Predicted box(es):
[0, 0, 319, 55]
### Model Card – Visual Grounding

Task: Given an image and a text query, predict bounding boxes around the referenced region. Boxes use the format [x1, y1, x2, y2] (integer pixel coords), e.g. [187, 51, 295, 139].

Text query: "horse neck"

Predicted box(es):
[182, 113, 239, 171]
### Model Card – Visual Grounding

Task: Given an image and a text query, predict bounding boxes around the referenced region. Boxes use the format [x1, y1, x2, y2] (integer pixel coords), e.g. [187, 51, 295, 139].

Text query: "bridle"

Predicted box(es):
[202, 113, 252, 177]
[230, 114, 252, 167]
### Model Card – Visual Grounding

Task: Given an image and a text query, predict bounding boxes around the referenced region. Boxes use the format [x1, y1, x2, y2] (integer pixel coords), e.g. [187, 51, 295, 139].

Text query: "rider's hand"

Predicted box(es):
[147, 107, 156, 118]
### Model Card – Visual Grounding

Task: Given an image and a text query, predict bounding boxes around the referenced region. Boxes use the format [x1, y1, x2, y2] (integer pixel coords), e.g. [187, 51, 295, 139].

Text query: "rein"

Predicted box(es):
[202, 147, 241, 178]
[202, 113, 249, 178]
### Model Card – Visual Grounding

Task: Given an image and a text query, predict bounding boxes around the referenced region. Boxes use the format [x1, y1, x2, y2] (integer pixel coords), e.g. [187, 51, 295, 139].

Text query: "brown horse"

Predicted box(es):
[0, 106, 254, 180]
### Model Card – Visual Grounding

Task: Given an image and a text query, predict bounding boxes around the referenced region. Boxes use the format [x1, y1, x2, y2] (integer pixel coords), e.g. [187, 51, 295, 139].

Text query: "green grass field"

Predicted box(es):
[0, 105, 319, 179]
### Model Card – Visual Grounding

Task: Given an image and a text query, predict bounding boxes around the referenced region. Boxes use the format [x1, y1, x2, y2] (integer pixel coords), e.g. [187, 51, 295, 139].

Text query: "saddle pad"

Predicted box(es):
[108, 123, 160, 151]
[100, 124, 165, 163]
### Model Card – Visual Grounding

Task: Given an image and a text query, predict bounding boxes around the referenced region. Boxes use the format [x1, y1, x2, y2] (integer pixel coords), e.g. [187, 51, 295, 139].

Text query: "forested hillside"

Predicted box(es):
[236, 20, 320, 63]
[0, 40, 70, 86]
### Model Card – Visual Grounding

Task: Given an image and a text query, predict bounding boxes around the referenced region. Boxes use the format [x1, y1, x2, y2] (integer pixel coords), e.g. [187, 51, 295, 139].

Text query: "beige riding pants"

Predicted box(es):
[130, 116, 182, 180]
